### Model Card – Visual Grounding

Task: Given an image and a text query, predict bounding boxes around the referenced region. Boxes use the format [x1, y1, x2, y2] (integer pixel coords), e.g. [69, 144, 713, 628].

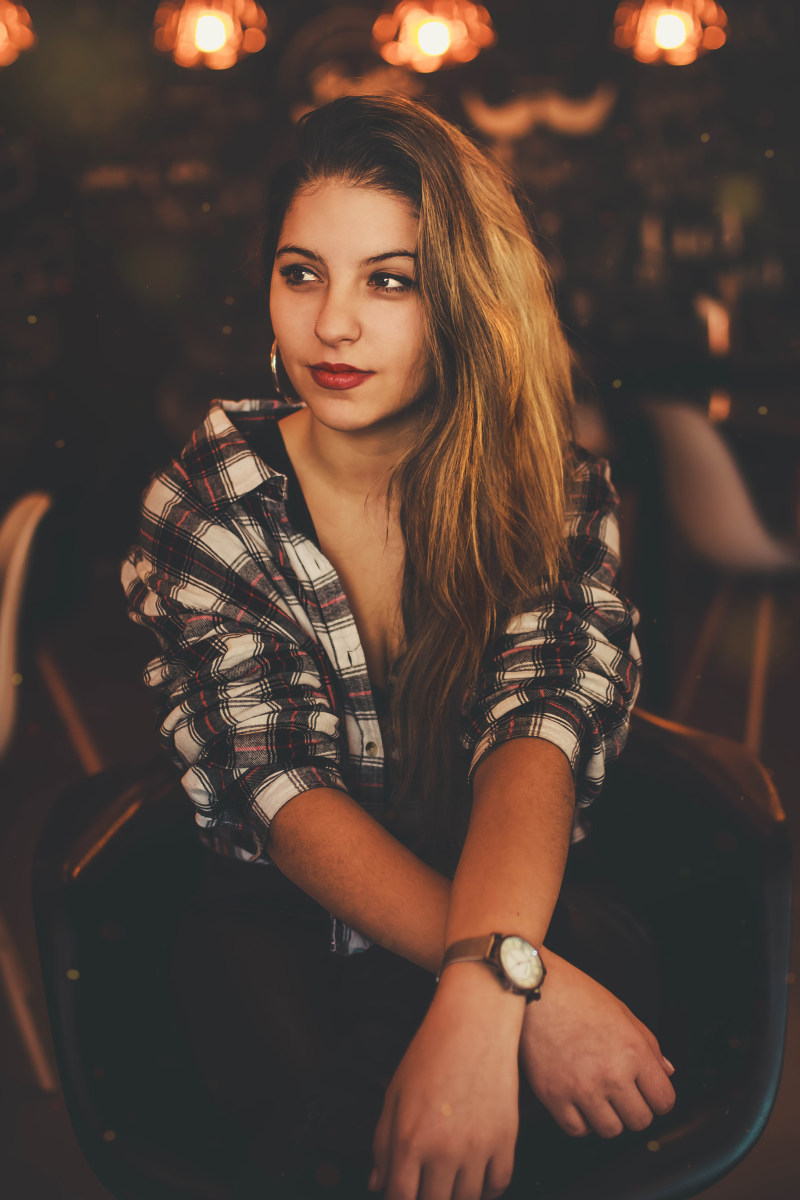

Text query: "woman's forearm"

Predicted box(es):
[267, 736, 574, 983]
[267, 787, 451, 974]
[444, 737, 575, 952]
[433, 737, 574, 1016]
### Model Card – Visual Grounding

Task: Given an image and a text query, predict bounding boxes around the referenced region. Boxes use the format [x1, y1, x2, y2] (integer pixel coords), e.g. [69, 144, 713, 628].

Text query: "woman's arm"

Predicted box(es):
[270, 737, 575, 1200]
[444, 736, 574, 953]
[361, 734, 673, 1200]
[267, 784, 451, 974]
[268, 736, 572, 975]
[121, 456, 357, 868]
[463, 450, 642, 827]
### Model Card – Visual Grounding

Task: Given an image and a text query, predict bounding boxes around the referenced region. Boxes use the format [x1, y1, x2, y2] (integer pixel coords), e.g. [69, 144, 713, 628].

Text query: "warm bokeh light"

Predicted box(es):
[613, 1, 727, 66]
[654, 12, 688, 48]
[153, 0, 268, 70]
[0, 0, 36, 68]
[708, 389, 731, 423]
[694, 294, 731, 356]
[417, 19, 452, 56]
[373, 2, 495, 74]
[195, 13, 228, 53]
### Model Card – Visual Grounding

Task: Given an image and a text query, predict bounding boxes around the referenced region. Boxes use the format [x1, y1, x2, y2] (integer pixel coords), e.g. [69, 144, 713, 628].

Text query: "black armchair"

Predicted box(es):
[32, 711, 791, 1200]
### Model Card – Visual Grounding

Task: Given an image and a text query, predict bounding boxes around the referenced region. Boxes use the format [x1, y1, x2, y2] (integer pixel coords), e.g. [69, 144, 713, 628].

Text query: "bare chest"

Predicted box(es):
[308, 499, 405, 693]
[277, 412, 406, 692]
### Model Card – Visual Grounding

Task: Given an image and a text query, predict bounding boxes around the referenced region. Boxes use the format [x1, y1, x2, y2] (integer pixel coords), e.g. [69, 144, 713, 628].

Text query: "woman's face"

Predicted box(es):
[269, 180, 432, 435]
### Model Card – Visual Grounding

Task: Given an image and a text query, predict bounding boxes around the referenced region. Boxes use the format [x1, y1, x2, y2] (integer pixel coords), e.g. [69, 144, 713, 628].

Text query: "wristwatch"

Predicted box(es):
[437, 933, 546, 1002]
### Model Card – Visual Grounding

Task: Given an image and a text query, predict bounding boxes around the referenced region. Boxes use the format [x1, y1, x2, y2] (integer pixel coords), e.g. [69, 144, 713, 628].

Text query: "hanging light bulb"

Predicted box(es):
[0, 1, 35, 68]
[373, 1, 495, 75]
[194, 13, 228, 53]
[613, 0, 727, 66]
[417, 19, 452, 57]
[654, 12, 690, 49]
[153, 0, 268, 71]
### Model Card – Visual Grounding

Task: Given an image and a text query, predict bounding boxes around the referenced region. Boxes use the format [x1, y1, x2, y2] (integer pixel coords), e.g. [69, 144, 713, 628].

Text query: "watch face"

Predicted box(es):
[499, 936, 544, 989]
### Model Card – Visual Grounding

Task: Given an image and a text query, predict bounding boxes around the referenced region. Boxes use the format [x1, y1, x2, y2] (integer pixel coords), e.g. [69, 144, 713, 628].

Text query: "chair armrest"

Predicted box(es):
[631, 709, 785, 838]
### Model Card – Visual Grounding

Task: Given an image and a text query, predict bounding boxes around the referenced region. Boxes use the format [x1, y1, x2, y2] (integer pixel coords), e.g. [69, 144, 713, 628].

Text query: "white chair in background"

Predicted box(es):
[0, 489, 58, 1092]
[1, 491, 104, 774]
[0, 492, 53, 757]
[645, 399, 800, 754]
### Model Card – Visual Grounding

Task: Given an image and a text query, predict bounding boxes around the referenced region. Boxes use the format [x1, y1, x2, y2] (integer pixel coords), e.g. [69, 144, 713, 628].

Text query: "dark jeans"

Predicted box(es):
[171, 838, 661, 1197]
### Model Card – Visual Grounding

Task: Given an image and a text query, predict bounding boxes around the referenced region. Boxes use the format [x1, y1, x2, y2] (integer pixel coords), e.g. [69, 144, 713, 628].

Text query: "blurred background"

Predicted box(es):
[0, 1, 798, 1196]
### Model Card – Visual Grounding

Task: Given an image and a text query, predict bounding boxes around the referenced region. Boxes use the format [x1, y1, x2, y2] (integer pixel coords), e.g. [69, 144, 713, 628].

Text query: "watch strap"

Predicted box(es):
[438, 934, 498, 978]
[436, 933, 544, 1002]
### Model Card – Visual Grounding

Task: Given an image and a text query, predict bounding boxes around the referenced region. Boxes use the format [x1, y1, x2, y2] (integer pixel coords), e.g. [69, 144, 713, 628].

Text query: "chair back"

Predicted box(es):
[0, 491, 53, 759]
[645, 400, 799, 573]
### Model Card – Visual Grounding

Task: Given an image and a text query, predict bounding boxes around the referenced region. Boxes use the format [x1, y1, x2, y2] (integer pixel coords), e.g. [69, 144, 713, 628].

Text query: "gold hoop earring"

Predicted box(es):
[270, 339, 294, 401]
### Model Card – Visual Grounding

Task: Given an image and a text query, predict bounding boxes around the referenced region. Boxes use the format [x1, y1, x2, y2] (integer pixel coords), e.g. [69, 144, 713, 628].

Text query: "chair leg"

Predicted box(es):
[0, 909, 59, 1092]
[35, 644, 104, 775]
[744, 589, 774, 757]
[670, 581, 731, 725]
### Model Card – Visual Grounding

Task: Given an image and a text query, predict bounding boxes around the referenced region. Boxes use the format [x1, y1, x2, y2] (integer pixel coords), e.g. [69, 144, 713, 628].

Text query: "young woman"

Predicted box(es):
[122, 95, 675, 1200]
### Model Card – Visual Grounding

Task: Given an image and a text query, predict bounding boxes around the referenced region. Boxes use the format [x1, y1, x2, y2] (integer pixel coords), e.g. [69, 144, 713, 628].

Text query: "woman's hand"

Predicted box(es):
[369, 964, 523, 1200]
[519, 949, 676, 1138]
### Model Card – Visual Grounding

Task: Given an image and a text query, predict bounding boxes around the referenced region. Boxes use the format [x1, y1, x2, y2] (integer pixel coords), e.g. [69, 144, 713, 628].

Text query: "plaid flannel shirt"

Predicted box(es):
[121, 398, 641, 956]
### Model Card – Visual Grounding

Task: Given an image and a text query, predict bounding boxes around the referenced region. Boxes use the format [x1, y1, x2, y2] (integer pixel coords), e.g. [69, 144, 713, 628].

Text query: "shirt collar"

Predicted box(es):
[179, 397, 302, 512]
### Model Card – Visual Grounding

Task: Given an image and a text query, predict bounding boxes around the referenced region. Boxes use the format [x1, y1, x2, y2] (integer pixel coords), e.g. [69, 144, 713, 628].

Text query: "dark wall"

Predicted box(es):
[1, 0, 797, 558]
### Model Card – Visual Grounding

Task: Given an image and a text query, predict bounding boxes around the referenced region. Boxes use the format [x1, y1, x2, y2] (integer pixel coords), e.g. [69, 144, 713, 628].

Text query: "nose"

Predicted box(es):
[313, 282, 360, 346]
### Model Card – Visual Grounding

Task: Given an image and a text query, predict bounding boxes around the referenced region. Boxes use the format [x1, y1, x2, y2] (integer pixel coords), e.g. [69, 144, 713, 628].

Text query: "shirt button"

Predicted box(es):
[365, 741, 379, 758]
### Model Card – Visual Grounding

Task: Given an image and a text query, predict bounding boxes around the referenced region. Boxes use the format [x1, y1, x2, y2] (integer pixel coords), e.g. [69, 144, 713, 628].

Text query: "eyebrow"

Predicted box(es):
[276, 244, 417, 267]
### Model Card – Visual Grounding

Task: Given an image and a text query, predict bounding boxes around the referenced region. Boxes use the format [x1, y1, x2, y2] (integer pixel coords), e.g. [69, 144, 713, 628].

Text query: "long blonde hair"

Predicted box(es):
[263, 95, 576, 873]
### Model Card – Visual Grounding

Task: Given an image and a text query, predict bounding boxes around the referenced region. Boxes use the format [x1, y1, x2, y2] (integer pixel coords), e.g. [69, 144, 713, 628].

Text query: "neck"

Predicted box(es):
[296, 406, 420, 504]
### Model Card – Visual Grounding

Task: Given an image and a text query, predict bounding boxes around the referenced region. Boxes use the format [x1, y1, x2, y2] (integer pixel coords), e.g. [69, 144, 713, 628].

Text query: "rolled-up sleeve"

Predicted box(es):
[121, 474, 347, 861]
[463, 450, 641, 809]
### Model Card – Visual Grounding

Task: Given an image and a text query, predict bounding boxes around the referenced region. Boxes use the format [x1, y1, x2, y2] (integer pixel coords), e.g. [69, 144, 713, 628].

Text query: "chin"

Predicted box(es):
[309, 396, 416, 434]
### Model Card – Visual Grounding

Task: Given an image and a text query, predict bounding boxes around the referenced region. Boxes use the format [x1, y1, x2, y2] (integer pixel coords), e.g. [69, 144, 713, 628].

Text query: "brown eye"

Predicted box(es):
[278, 264, 318, 285]
[369, 272, 414, 294]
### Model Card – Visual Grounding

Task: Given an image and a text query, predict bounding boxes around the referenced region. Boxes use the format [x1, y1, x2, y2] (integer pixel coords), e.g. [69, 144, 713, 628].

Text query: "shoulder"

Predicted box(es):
[565, 444, 616, 515]
[563, 444, 621, 580]
[132, 399, 300, 586]
[140, 398, 298, 523]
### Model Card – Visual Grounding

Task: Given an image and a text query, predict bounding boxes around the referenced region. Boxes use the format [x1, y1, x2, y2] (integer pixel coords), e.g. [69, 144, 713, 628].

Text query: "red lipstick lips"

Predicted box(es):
[309, 362, 375, 390]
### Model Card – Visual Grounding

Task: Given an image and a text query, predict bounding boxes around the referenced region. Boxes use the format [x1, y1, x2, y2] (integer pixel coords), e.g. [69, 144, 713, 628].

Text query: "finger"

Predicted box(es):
[554, 1102, 591, 1138]
[482, 1152, 515, 1199]
[636, 1067, 676, 1118]
[628, 1011, 673, 1072]
[624, 1010, 676, 1076]
[451, 1161, 490, 1200]
[606, 1084, 655, 1133]
[584, 1099, 624, 1139]
[418, 1159, 460, 1200]
[384, 1152, 422, 1200]
[371, 1094, 396, 1193]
